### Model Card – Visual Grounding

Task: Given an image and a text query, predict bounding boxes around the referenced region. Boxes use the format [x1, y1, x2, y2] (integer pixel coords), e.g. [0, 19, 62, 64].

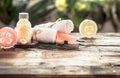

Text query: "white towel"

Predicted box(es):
[52, 20, 74, 34]
[34, 22, 55, 28]
[32, 28, 57, 43]
[34, 20, 74, 34]
[32, 19, 74, 44]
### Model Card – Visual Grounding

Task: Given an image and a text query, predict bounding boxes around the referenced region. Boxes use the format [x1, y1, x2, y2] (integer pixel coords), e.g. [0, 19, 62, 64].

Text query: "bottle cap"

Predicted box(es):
[19, 12, 29, 19]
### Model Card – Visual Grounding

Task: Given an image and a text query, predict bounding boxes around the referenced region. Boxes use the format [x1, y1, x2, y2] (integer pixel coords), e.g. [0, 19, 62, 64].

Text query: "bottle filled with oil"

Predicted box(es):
[16, 12, 32, 45]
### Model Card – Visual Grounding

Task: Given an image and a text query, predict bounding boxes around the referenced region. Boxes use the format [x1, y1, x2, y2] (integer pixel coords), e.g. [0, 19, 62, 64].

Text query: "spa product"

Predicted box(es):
[79, 19, 97, 38]
[16, 12, 32, 45]
[0, 27, 17, 48]
[32, 28, 57, 43]
[52, 20, 74, 34]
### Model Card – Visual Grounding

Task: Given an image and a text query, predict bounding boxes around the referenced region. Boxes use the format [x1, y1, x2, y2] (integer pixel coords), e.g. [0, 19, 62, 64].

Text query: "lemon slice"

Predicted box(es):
[79, 19, 97, 38]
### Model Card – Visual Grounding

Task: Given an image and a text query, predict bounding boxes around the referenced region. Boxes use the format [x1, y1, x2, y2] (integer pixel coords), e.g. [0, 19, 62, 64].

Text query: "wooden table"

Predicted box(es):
[0, 33, 120, 78]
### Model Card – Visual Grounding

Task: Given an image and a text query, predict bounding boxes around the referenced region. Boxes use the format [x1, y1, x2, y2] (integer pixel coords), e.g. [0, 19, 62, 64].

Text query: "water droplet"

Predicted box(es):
[113, 70, 116, 73]
[111, 64, 114, 67]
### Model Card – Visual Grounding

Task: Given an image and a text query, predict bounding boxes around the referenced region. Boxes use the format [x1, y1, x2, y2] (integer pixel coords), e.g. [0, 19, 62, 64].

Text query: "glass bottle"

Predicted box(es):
[16, 12, 32, 45]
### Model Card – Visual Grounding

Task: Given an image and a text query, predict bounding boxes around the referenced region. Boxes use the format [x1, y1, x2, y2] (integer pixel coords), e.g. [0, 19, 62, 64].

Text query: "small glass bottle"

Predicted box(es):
[16, 12, 32, 45]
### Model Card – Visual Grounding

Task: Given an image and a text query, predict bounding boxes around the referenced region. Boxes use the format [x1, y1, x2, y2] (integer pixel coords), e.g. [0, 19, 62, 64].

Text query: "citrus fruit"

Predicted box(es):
[79, 19, 97, 38]
[56, 32, 76, 44]
[0, 27, 17, 48]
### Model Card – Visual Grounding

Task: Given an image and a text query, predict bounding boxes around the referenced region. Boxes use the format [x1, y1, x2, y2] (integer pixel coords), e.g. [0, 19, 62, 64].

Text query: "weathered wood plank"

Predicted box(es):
[0, 33, 120, 75]
[0, 48, 119, 74]
[73, 33, 120, 46]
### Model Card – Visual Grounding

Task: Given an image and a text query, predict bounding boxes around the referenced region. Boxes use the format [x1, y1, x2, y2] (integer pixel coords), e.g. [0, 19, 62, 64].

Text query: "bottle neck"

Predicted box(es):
[19, 18, 29, 20]
[19, 13, 29, 19]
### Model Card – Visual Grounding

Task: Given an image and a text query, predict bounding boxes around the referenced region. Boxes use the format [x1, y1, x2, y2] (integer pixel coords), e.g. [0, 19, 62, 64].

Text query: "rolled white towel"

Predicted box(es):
[34, 18, 61, 29]
[34, 22, 55, 28]
[32, 28, 57, 43]
[52, 20, 74, 34]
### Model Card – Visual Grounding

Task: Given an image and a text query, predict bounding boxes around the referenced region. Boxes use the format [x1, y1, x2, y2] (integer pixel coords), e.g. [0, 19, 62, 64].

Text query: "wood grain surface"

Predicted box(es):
[0, 33, 120, 78]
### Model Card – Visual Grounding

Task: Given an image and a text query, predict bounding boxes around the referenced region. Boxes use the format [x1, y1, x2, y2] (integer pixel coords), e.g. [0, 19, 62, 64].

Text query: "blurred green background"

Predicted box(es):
[0, 0, 120, 32]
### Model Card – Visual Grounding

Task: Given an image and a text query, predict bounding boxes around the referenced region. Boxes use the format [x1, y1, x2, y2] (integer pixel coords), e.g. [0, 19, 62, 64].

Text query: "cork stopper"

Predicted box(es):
[19, 12, 29, 19]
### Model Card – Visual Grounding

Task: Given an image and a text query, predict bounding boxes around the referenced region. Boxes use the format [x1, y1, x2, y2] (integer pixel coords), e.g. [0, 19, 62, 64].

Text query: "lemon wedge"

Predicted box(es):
[79, 19, 97, 38]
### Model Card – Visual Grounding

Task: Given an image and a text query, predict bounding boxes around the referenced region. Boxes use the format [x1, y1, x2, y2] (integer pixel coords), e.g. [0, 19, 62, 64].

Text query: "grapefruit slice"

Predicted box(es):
[0, 27, 17, 48]
[79, 19, 97, 38]
[56, 32, 77, 44]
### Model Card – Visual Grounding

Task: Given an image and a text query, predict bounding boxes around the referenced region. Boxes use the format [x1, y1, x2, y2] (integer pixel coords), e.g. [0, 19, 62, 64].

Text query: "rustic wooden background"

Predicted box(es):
[0, 33, 120, 78]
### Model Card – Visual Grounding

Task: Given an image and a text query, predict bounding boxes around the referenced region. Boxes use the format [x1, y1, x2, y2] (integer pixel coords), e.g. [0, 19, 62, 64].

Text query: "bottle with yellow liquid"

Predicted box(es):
[16, 12, 32, 45]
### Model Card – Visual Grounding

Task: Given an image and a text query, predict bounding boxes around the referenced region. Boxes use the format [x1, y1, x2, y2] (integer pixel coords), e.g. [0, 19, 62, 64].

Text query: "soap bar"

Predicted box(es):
[0, 27, 17, 48]
[79, 19, 97, 38]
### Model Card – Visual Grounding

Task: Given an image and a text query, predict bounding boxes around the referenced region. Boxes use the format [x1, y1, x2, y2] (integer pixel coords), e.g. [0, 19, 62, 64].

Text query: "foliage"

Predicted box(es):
[1, 0, 120, 32]
[55, 0, 107, 32]
[0, 0, 55, 27]
[55, 0, 120, 32]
